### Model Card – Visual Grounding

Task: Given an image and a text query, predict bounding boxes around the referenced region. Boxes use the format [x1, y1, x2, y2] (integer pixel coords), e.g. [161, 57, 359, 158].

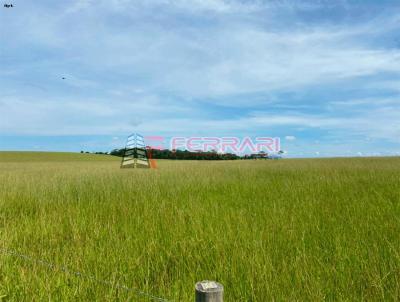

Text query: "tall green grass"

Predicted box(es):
[0, 152, 399, 301]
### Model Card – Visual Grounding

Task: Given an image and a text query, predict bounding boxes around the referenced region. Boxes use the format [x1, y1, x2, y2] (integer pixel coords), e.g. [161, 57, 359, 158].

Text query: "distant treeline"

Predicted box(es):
[80, 149, 281, 160]
[107, 148, 277, 160]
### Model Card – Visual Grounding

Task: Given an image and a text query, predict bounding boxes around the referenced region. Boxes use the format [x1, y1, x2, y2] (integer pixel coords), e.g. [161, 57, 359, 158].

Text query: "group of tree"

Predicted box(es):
[107, 148, 281, 160]
[80, 151, 109, 155]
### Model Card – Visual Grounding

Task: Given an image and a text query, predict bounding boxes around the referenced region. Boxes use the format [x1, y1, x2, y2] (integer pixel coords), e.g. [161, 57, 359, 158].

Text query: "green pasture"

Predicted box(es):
[0, 152, 399, 301]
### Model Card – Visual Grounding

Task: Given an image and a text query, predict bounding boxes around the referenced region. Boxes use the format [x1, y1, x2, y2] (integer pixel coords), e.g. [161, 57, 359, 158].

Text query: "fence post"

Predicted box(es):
[195, 280, 223, 302]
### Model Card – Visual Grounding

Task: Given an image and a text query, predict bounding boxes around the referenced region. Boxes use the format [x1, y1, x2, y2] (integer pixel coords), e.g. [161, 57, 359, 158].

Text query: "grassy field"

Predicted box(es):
[0, 152, 399, 301]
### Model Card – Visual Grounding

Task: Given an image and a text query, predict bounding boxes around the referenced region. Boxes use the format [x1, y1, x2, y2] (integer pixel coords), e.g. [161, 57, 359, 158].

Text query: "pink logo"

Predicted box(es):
[145, 136, 280, 154]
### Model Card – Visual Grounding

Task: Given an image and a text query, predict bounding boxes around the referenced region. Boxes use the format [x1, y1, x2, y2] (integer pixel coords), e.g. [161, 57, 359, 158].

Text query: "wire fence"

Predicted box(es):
[0, 247, 172, 302]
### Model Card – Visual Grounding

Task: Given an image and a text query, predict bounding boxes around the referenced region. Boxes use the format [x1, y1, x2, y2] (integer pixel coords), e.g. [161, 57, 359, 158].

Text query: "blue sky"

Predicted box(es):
[1, 0, 400, 157]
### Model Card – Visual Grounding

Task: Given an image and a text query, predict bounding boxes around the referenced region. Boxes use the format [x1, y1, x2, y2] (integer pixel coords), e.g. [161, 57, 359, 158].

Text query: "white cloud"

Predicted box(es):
[2, 93, 399, 144]
[7, 1, 400, 99]
[329, 97, 400, 107]
[77, 26, 400, 98]
[65, 0, 94, 14]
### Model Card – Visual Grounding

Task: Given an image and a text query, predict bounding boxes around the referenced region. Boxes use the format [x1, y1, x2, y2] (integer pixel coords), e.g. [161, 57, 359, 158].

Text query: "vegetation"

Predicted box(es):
[110, 148, 240, 160]
[0, 152, 399, 301]
[110, 148, 272, 160]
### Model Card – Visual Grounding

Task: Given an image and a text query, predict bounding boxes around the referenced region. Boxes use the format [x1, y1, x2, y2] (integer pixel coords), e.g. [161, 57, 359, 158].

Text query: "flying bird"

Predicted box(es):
[62, 77, 66, 80]
[4, 4, 14, 8]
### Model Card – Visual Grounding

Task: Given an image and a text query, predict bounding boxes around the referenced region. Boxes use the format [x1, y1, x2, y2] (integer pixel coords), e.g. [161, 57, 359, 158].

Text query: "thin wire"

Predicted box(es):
[0, 248, 171, 302]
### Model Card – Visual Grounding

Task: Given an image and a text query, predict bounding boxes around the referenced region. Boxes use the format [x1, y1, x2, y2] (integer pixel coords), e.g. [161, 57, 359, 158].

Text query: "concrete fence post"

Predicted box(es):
[195, 280, 223, 302]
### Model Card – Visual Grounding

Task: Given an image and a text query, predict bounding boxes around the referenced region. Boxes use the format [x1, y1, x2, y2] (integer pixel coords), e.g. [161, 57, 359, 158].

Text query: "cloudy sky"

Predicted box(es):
[1, 0, 400, 157]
